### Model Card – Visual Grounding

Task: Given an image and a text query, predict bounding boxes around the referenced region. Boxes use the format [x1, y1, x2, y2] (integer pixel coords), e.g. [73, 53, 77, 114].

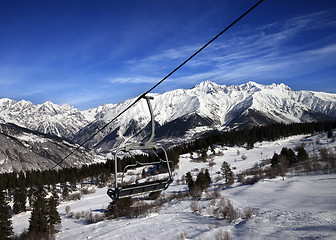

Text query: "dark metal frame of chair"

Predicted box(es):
[107, 96, 173, 203]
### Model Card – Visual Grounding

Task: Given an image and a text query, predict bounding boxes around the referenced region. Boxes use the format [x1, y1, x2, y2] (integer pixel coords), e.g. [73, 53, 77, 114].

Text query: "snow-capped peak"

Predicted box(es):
[41, 100, 54, 105]
[0, 99, 93, 138]
[1, 81, 336, 147]
[192, 80, 221, 90]
[240, 81, 263, 89]
[0, 98, 16, 106]
[192, 81, 293, 95]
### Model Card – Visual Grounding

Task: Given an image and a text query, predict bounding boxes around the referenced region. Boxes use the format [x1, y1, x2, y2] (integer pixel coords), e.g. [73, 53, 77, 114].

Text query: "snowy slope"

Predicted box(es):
[11, 174, 335, 240]
[56, 130, 336, 240]
[52, 175, 336, 240]
[11, 130, 336, 240]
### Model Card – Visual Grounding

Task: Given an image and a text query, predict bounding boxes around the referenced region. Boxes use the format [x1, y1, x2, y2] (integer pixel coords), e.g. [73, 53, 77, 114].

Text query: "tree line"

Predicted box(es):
[1, 120, 335, 191]
[0, 120, 335, 239]
[183, 120, 336, 154]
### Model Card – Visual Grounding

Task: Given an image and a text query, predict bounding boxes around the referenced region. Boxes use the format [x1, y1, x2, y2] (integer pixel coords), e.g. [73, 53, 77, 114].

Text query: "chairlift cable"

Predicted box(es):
[141, 0, 264, 97]
[50, 0, 264, 170]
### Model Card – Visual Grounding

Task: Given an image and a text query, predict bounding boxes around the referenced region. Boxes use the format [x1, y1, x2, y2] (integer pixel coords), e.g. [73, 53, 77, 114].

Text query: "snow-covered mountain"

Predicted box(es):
[74, 81, 336, 151]
[0, 99, 96, 139]
[1, 81, 336, 152]
[0, 122, 104, 173]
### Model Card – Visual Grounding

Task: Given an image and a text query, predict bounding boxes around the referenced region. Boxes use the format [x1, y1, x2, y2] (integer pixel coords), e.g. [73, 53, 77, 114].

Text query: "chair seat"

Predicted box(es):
[107, 178, 172, 201]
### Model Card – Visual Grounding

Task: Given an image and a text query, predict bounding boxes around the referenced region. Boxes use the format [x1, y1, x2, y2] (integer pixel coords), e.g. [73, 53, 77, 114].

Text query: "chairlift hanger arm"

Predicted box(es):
[142, 95, 155, 145]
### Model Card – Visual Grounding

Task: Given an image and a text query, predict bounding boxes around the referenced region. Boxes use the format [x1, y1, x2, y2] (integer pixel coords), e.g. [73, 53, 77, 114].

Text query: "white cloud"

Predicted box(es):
[104, 76, 160, 84]
[171, 11, 336, 83]
[101, 10, 336, 92]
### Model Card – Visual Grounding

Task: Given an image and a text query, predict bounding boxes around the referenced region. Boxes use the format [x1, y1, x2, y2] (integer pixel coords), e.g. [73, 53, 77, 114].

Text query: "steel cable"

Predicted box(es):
[50, 0, 264, 170]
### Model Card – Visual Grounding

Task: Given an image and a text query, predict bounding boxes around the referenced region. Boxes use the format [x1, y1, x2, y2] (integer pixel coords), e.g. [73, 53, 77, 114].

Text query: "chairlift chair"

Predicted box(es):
[107, 96, 173, 203]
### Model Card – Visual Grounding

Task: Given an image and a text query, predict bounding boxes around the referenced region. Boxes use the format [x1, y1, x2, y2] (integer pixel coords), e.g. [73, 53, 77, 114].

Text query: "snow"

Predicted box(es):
[58, 198, 222, 240]
[0, 98, 93, 138]
[225, 175, 336, 240]
[0, 158, 6, 165]
[11, 130, 336, 239]
[15, 133, 47, 144]
[2, 81, 336, 147]
[41, 174, 336, 240]
[77, 81, 336, 151]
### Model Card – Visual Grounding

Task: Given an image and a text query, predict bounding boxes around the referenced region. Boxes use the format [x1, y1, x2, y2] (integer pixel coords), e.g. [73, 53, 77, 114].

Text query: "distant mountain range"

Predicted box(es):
[0, 99, 96, 139]
[1, 81, 336, 171]
[73, 81, 336, 152]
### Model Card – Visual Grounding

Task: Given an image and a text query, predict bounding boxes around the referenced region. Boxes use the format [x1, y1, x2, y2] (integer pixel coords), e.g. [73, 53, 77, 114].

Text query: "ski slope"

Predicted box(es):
[11, 131, 336, 240]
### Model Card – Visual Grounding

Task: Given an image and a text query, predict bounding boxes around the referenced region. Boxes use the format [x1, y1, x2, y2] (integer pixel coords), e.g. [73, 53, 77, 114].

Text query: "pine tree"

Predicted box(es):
[195, 171, 205, 191]
[61, 182, 69, 200]
[327, 128, 333, 138]
[48, 189, 61, 234]
[271, 153, 279, 168]
[16, 171, 26, 188]
[295, 145, 309, 163]
[185, 172, 194, 193]
[204, 169, 212, 187]
[0, 189, 13, 239]
[12, 171, 27, 214]
[280, 147, 296, 166]
[106, 197, 133, 218]
[13, 186, 26, 214]
[141, 169, 147, 178]
[27, 187, 35, 207]
[200, 148, 207, 161]
[28, 186, 49, 239]
[195, 170, 212, 191]
[221, 161, 234, 186]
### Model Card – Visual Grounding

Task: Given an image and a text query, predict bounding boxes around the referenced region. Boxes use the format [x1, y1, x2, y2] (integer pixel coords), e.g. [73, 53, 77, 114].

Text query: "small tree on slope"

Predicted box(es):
[0, 189, 13, 239]
[28, 186, 49, 239]
[13, 185, 27, 214]
[185, 172, 194, 193]
[195, 169, 212, 191]
[48, 189, 61, 233]
[221, 161, 234, 186]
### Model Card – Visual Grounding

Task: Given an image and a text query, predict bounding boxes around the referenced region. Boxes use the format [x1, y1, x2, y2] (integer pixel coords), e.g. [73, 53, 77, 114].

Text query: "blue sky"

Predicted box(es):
[0, 0, 336, 110]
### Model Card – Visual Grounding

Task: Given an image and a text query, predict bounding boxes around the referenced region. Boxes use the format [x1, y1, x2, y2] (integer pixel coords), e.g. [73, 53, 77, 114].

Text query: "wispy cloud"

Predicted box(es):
[59, 92, 104, 109]
[104, 76, 160, 84]
[107, 10, 336, 87]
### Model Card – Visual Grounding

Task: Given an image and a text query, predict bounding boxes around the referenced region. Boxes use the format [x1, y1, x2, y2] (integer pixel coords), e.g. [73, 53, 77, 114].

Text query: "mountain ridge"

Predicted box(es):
[72, 81, 336, 151]
[0, 122, 104, 173]
[1, 81, 336, 152]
